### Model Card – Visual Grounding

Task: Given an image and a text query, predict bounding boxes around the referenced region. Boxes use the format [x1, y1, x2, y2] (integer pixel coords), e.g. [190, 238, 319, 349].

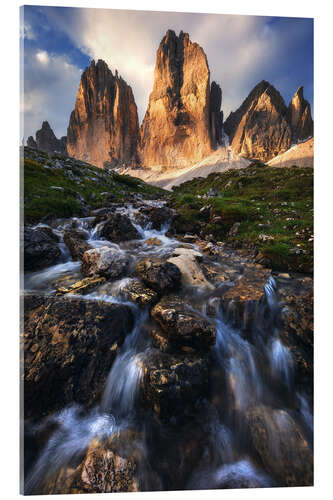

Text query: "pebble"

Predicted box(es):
[278, 273, 291, 279]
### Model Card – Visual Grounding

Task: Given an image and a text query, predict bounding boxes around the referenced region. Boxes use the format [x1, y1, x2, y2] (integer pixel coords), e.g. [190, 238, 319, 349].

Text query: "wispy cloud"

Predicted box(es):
[23, 7, 313, 138]
[22, 45, 82, 140]
[20, 21, 36, 41]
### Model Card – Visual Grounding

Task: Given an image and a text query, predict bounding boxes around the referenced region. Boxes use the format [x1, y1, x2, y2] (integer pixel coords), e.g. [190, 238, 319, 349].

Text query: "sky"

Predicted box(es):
[21, 5, 314, 142]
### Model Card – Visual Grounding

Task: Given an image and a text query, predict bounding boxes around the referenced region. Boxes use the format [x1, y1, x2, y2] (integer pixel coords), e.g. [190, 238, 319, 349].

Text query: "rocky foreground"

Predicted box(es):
[22, 149, 313, 493]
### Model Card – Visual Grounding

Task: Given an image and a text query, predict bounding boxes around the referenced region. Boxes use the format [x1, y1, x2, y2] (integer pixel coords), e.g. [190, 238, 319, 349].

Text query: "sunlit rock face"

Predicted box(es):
[67, 59, 140, 168]
[287, 86, 313, 142]
[140, 30, 222, 169]
[224, 80, 292, 162]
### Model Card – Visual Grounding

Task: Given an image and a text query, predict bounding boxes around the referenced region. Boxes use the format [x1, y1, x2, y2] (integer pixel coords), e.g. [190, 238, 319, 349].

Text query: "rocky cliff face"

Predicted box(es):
[224, 81, 314, 162]
[140, 30, 222, 169]
[224, 81, 292, 162]
[210, 81, 223, 146]
[27, 121, 67, 155]
[287, 86, 313, 142]
[26, 136, 37, 149]
[67, 59, 139, 168]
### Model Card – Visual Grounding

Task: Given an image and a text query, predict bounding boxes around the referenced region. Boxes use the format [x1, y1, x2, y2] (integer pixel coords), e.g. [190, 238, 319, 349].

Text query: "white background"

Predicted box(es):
[0, 0, 332, 498]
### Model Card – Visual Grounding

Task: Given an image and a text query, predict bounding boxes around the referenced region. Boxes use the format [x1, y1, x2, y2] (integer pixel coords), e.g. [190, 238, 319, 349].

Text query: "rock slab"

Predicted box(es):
[23, 293, 134, 418]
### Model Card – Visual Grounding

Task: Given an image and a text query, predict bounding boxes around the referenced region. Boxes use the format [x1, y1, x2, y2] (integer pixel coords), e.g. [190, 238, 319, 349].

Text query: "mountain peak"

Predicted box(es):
[67, 60, 139, 168]
[28, 121, 67, 155]
[41, 120, 52, 130]
[140, 30, 221, 168]
[288, 86, 313, 141]
[295, 85, 304, 98]
[224, 81, 291, 162]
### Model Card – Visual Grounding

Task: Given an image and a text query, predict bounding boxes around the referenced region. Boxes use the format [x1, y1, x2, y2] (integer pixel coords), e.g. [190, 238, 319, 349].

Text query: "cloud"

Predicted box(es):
[22, 45, 82, 141]
[24, 7, 313, 137]
[35, 50, 50, 65]
[20, 21, 36, 40]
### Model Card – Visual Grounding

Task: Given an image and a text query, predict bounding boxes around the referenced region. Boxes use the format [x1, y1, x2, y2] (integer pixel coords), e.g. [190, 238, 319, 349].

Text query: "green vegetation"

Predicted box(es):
[170, 164, 313, 272]
[23, 148, 313, 273]
[23, 150, 165, 223]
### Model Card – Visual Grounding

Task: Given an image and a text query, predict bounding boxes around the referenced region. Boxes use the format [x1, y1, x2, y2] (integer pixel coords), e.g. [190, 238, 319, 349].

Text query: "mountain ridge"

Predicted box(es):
[26, 31, 313, 172]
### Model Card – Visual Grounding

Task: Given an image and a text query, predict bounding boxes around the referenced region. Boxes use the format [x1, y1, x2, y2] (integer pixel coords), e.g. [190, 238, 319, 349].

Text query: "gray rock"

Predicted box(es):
[102, 213, 141, 243]
[24, 226, 61, 271]
[137, 259, 181, 294]
[81, 246, 129, 278]
[207, 187, 218, 197]
[229, 222, 241, 236]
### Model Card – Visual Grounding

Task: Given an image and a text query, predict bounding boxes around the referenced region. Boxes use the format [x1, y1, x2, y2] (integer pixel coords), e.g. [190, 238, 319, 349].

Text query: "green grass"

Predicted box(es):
[170, 164, 313, 273]
[23, 151, 165, 223]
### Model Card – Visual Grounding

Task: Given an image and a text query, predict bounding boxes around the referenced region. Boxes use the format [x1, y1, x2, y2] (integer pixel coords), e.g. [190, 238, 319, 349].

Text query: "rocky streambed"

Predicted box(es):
[22, 197, 313, 493]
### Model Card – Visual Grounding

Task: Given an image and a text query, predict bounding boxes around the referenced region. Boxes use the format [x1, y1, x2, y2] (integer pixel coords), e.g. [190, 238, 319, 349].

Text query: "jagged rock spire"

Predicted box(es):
[27, 121, 67, 155]
[140, 30, 222, 168]
[67, 59, 140, 168]
[224, 81, 292, 162]
[287, 86, 313, 141]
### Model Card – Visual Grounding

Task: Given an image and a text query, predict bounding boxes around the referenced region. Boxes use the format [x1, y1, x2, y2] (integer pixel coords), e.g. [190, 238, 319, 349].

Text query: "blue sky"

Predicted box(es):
[21, 5, 314, 141]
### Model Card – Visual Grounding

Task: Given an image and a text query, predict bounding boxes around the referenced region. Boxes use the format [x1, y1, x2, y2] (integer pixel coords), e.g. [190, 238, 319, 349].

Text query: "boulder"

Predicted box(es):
[56, 276, 106, 296]
[101, 213, 141, 242]
[245, 405, 313, 486]
[37, 225, 60, 242]
[137, 259, 181, 294]
[81, 246, 129, 279]
[278, 276, 313, 396]
[43, 438, 138, 494]
[145, 237, 163, 246]
[147, 423, 207, 490]
[63, 229, 92, 261]
[139, 350, 209, 420]
[24, 226, 61, 271]
[218, 267, 272, 331]
[139, 205, 174, 230]
[23, 293, 134, 418]
[120, 279, 158, 308]
[151, 295, 216, 350]
[168, 248, 213, 288]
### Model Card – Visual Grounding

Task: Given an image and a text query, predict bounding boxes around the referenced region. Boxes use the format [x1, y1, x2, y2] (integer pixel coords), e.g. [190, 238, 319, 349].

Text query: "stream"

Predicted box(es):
[23, 200, 313, 493]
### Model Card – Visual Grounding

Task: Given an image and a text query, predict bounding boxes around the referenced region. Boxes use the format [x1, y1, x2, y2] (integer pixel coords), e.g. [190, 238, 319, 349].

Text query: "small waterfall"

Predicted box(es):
[188, 458, 271, 490]
[214, 314, 262, 413]
[208, 417, 234, 464]
[297, 392, 313, 433]
[268, 332, 294, 390]
[25, 406, 116, 494]
[24, 260, 81, 292]
[90, 220, 107, 241]
[100, 308, 148, 420]
[214, 459, 271, 488]
[100, 352, 143, 419]
[264, 276, 278, 312]
[24, 203, 313, 492]
[25, 305, 148, 494]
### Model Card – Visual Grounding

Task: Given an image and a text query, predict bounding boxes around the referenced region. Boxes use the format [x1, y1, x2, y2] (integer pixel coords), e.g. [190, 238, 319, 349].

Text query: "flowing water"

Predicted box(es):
[24, 200, 313, 493]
